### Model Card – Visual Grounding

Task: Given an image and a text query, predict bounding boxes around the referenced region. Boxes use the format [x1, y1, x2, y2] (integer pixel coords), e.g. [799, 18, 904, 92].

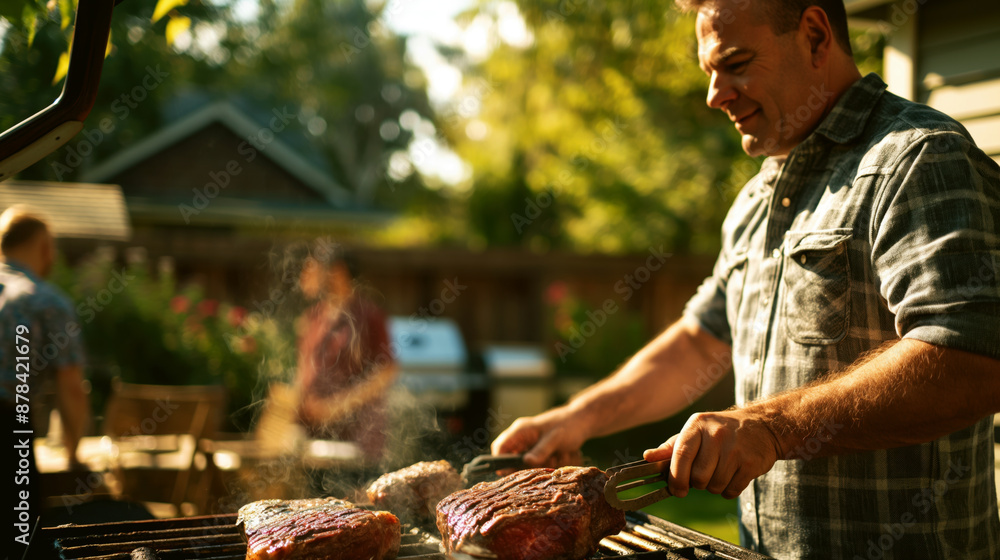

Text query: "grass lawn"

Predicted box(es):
[639, 488, 740, 544]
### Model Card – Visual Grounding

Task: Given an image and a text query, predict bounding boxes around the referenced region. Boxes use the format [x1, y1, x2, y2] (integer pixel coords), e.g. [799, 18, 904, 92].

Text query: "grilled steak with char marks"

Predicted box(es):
[237, 497, 400, 560]
[436, 466, 626, 560]
[366, 460, 463, 521]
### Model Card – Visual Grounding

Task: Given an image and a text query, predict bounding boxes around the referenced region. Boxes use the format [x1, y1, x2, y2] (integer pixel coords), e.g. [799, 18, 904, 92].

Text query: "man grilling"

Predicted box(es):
[492, 1, 1000, 557]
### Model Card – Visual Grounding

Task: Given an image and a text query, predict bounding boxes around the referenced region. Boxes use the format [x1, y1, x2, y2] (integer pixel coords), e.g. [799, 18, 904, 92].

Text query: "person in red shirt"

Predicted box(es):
[295, 250, 396, 463]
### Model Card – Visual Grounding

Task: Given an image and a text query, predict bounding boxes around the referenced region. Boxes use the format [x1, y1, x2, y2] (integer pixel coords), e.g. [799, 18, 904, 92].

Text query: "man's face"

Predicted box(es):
[696, 0, 819, 157]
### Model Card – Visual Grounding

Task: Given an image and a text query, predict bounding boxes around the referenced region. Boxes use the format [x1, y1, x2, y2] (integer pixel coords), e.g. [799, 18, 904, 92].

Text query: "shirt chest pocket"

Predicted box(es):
[782, 230, 852, 345]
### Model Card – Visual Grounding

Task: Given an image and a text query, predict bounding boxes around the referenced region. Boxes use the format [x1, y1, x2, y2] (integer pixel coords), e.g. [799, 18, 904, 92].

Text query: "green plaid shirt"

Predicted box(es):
[685, 73, 1000, 559]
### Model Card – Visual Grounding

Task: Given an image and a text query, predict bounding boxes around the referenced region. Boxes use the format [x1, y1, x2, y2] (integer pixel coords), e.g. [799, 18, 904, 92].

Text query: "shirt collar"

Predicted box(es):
[1, 259, 38, 281]
[812, 72, 888, 145]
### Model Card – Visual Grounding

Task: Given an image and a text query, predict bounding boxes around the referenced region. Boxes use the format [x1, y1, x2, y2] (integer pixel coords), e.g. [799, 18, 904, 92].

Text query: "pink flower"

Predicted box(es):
[546, 281, 569, 305]
[228, 306, 248, 327]
[197, 299, 219, 318]
[170, 295, 189, 313]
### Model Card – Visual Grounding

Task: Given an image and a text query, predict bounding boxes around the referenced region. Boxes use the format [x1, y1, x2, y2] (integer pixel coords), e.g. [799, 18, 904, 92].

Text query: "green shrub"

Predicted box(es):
[52, 250, 295, 431]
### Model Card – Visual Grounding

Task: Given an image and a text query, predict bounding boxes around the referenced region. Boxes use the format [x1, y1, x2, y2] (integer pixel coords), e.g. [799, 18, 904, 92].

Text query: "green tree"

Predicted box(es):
[1, 0, 433, 209]
[411, 1, 883, 255]
[228, 0, 436, 207]
[0, 0, 248, 181]
[415, 1, 751, 255]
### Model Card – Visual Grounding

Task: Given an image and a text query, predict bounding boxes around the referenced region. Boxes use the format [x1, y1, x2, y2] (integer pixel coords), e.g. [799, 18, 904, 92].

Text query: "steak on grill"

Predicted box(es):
[436, 466, 626, 560]
[237, 497, 400, 560]
[366, 460, 463, 521]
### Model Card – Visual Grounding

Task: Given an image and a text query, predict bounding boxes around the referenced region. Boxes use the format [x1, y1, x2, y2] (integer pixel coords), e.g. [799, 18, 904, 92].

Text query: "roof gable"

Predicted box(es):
[81, 102, 352, 207]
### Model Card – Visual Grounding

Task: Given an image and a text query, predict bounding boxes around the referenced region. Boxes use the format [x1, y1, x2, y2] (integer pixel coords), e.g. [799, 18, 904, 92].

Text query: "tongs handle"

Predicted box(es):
[604, 459, 673, 511]
[462, 454, 527, 485]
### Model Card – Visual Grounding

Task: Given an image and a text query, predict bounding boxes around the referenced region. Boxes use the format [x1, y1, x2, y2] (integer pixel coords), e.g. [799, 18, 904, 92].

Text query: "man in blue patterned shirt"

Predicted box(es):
[1, 206, 89, 468]
[493, 1, 1000, 557]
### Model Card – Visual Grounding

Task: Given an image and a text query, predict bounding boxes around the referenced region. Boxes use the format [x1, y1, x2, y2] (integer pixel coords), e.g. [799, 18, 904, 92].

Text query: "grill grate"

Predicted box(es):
[23, 511, 774, 560]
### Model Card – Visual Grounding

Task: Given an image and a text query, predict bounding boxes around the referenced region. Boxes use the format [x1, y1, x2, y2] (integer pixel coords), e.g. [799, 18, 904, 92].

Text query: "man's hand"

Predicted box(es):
[643, 410, 782, 499]
[491, 406, 586, 467]
[491, 318, 733, 468]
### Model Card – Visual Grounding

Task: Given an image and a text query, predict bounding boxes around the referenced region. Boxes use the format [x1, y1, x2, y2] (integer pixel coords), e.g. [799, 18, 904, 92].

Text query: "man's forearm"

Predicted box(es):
[568, 316, 733, 439]
[56, 365, 89, 463]
[746, 339, 1000, 459]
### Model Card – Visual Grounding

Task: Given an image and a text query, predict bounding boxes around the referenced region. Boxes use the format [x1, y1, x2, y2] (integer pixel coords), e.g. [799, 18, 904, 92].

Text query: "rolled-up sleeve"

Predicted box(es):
[684, 250, 733, 346]
[871, 131, 1000, 359]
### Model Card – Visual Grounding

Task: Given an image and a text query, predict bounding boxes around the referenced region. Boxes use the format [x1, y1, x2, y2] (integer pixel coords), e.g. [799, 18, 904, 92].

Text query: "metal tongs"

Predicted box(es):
[604, 459, 672, 511]
[461, 453, 528, 486]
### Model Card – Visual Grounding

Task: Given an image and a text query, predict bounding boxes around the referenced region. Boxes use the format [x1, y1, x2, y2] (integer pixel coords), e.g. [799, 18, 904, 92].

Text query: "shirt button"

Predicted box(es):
[781, 197, 791, 207]
[800, 255, 807, 264]
[771, 248, 782, 259]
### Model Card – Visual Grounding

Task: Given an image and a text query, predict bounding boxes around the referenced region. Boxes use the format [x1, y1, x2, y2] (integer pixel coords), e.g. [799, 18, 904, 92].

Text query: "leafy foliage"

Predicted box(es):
[409, 2, 754, 255]
[225, 0, 435, 207]
[1, 0, 243, 181]
[545, 281, 647, 376]
[1, 0, 431, 211]
[399, 1, 885, 255]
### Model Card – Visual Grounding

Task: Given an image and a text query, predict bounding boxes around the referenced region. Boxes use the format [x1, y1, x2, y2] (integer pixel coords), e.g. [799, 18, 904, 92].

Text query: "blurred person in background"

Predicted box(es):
[493, 0, 1000, 558]
[1, 206, 91, 521]
[1, 206, 90, 466]
[295, 248, 396, 464]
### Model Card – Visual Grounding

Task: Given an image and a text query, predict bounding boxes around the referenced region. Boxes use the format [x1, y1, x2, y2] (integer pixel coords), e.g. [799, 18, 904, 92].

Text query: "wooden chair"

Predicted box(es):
[102, 380, 226, 516]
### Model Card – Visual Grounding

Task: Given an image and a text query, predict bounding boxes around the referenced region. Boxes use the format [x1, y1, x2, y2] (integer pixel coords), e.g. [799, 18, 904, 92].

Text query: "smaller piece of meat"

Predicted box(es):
[237, 497, 400, 560]
[436, 466, 626, 560]
[366, 460, 463, 521]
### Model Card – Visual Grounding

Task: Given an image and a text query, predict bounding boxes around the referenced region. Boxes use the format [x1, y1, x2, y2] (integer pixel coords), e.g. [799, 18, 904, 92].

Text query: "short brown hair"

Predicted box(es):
[676, 0, 853, 55]
[0, 206, 50, 254]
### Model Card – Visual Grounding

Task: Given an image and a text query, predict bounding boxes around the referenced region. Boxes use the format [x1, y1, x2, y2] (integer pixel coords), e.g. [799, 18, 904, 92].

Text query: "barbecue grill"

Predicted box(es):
[22, 510, 774, 560]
